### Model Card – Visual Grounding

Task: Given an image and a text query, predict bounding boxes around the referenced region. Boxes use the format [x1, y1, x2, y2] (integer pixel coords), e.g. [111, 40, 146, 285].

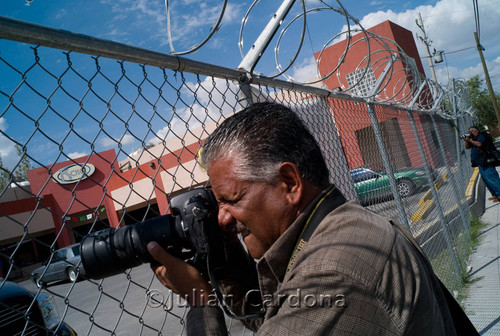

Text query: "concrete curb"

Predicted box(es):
[411, 168, 485, 246]
[412, 199, 435, 222]
[412, 171, 450, 222]
[469, 170, 486, 218]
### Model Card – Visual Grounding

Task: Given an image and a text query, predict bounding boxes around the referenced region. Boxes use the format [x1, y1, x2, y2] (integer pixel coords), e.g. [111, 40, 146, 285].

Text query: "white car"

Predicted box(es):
[31, 243, 85, 288]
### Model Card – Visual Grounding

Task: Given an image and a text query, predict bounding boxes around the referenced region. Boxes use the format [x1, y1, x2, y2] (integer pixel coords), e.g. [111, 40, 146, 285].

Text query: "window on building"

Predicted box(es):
[345, 66, 376, 96]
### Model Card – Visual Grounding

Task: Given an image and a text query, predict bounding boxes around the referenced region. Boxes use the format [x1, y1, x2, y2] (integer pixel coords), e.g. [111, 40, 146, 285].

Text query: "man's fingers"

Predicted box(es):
[147, 242, 180, 288]
[147, 241, 177, 265]
[147, 241, 194, 282]
[147, 241, 213, 306]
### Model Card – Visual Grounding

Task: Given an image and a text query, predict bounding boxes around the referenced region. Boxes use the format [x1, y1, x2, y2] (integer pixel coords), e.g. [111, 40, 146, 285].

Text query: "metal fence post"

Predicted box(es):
[366, 102, 409, 228]
[431, 114, 470, 239]
[455, 115, 467, 186]
[237, 0, 297, 73]
[236, 0, 297, 110]
[237, 74, 254, 108]
[406, 111, 462, 279]
[461, 114, 474, 181]
[451, 79, 470, 187]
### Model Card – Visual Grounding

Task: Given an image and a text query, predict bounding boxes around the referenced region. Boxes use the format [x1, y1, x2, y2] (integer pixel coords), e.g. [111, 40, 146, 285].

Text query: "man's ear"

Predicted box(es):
[278, 162, 302, 205]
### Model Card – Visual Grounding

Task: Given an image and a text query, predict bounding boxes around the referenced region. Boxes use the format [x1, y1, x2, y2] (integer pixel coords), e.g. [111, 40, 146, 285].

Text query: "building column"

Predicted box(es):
[104, 193, 120, 228]
[44, 195, 72, 248]
[153, 168, 170, 215]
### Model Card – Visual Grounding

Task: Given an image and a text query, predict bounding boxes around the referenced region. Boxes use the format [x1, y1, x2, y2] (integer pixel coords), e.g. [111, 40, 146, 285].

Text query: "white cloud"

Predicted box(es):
[100, 0, 244, 51]
[280, 0, 499, 98]
[221, 3, 245, 25]
[350, 0, 500, 85]
[99, 137, 116, 148]
[104, 0, 165, 24]
[122, 134, 135, 145]
[0, 118, 13, 157]
[147, 77, 240, 146]
[100, 133, 135, 148]
[294, 0, 496, 92]
[0, 118, 17, 169]
[68, 152, 89, 159]
[442, 58, 500, 92]
[290, 57, 320, 83]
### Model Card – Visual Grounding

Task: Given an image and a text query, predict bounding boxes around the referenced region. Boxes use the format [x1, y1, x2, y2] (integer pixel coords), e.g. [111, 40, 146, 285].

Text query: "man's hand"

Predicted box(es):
[464, 136, 473, 149]
[465, 136, 482, 149]
[147, 241, 213, 306]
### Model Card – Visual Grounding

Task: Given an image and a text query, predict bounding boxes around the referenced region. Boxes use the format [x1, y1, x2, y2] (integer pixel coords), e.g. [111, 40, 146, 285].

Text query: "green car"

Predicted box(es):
[350, 167, 438, 204]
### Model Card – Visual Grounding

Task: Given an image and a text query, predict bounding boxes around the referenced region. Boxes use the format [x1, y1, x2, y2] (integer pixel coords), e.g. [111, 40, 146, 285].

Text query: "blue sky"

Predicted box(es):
[2, 0, 497, 81]
[1, 0, 499, 171]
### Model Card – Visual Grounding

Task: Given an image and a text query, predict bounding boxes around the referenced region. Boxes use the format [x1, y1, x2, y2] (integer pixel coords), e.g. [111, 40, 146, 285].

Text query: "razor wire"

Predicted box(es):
[0, 8, 479, 336]
[163, 0, 455, 113]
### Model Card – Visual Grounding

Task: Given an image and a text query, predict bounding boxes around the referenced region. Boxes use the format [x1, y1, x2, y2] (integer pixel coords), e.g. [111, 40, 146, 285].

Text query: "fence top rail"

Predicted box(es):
[0, 16, 441, 115]
[0, 17, 332, 97]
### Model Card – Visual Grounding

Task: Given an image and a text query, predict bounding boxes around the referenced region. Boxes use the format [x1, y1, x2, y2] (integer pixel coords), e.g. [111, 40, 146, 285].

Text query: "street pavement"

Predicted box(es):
[463, 183, 500, 335]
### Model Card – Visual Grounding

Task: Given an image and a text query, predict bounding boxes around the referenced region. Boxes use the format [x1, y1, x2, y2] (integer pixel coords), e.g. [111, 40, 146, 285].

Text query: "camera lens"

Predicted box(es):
[79, 188, 219, 280]
[80, 215, 182, 279]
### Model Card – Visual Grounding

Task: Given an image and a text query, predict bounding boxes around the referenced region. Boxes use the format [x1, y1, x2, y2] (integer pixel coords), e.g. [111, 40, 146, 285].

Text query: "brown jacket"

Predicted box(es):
[187, 186, 457, 335]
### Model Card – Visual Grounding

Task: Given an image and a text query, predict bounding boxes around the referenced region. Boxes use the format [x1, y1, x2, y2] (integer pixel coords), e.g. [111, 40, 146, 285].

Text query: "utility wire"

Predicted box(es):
[444, 46, 476, 55]
[421, 46, 475, 58]
[472, 0, 480, 39]
[304, 3, 316, 61]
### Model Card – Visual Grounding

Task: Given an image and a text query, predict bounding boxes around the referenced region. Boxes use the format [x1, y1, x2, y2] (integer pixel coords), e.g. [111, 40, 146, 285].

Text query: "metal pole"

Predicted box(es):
[367, 54, 395, 97]
[474, 32, 500, 126]
[430, 114, 470, 239]
[416, 13, 438, 83]
[409, 81, 427, 107]
[366, 103, 409, 228]
[462, 113, 474, 181]
[236, 0, 297, 105]
[364, 55, 409, 228]
[237, 74, 254, 108]
[452, 80, 461, 169]
[238, 0, 297, 73]
[406, 111, 462, 278]
[451, 80, 469, 188]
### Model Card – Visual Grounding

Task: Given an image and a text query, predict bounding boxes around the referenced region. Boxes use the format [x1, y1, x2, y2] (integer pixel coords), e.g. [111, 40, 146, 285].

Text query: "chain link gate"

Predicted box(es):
[0, 15, 477, 336]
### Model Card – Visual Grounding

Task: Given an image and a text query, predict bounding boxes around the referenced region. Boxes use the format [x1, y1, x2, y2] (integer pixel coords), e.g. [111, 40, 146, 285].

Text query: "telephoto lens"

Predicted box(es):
[79, 187, 220, 279]
[80, 214, 183, 279]
[460, 133, 471, 140]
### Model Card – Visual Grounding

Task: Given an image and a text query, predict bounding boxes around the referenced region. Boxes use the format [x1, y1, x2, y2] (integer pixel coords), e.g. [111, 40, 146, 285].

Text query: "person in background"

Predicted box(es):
[464, 125, 500, 202]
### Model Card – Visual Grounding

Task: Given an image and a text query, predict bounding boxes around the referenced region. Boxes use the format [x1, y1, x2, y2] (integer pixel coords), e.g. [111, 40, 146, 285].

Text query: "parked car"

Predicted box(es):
[32, 244, 85, 288]
[0, 279, 77, 335]
[350, 166, 438, 204]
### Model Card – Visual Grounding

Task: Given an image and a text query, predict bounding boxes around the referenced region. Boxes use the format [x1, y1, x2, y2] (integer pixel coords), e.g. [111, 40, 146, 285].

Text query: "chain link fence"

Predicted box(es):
[0, 16, 477, 335]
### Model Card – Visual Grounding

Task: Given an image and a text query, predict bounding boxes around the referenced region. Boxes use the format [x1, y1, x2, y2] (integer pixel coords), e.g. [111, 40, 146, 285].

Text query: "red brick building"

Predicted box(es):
[316, 20, 439, 170]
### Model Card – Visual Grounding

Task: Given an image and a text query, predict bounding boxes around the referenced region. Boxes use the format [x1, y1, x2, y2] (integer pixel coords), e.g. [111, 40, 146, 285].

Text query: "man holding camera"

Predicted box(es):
[464, 125, 500, 202]
[147, 103, 472, 335]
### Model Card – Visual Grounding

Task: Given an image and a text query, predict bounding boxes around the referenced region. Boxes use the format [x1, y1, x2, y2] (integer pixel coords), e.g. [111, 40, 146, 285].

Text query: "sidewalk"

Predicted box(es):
[463, 194, 500, 335]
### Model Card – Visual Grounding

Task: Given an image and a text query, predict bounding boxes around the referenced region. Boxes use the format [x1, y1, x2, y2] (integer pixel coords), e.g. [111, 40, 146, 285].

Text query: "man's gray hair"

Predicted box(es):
[200, 102, 330, 187]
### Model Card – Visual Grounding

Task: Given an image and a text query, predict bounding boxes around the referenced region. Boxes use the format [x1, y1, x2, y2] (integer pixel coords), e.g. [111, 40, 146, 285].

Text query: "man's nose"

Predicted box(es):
[218, 206, 235, 231]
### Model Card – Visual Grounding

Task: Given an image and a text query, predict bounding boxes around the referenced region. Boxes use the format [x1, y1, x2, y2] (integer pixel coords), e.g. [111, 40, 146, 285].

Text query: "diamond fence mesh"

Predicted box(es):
[0, 17, 477, 335]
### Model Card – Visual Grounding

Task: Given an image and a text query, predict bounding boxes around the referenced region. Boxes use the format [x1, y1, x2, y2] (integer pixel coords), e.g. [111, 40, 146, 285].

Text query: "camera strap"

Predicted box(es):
[286, 185, 346, 274]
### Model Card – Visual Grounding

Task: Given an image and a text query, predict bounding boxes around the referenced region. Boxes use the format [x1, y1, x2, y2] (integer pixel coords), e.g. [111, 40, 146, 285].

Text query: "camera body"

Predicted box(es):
[460, 133, 471, 140]
[80, 187, 227, 279]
